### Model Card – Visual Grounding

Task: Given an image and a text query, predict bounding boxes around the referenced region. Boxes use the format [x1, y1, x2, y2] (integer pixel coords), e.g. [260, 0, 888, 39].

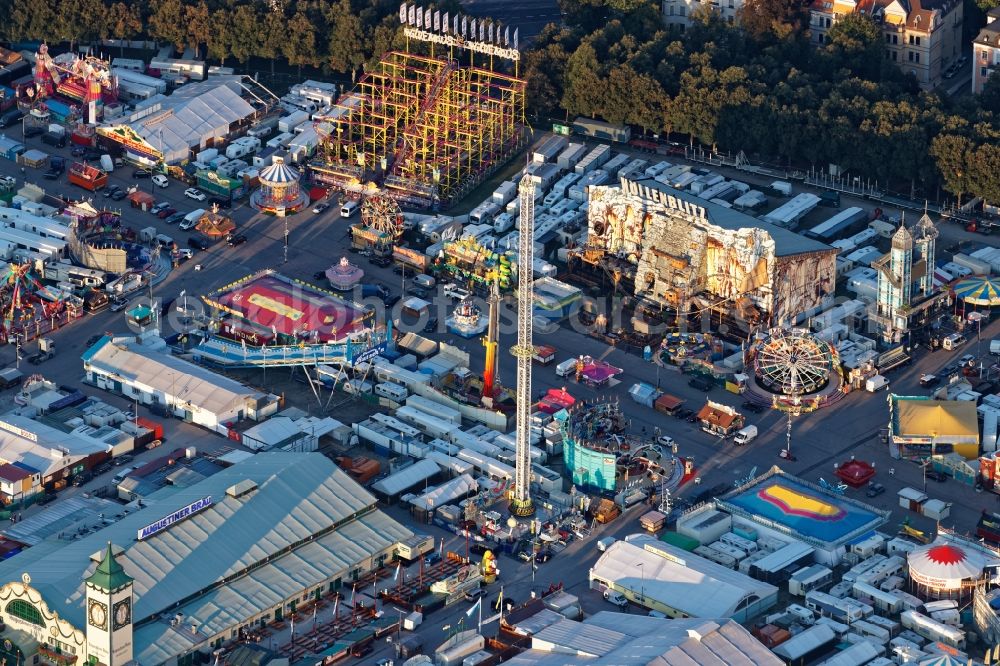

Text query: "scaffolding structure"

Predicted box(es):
[311, 50, 525, 208]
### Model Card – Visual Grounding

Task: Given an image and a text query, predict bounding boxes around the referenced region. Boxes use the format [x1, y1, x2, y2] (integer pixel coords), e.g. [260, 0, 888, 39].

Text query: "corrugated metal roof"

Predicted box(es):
[0, 452, 410, 634]
[590, 537, 777, 619]
[371, 459, 439, 497]
[85, 338, 264, 417]
[506, 613, 781, 665]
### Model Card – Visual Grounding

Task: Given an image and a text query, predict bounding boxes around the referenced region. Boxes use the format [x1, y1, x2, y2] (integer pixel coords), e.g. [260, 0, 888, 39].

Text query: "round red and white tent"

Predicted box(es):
[908, 539, 991, 594]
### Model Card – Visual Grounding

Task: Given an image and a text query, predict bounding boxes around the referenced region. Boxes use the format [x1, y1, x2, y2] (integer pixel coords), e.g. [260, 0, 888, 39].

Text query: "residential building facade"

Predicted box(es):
[662, 0, 742, 31]
[810, 0, 963, 90]
[973, 7, 1000, 94]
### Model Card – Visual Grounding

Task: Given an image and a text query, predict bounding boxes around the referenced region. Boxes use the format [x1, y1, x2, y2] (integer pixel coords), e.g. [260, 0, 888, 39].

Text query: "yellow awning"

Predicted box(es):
[897, 400, 979, 438]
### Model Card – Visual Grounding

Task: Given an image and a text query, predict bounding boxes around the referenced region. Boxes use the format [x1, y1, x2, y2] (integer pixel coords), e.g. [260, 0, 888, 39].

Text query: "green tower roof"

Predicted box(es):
[87, 542, 133, 591]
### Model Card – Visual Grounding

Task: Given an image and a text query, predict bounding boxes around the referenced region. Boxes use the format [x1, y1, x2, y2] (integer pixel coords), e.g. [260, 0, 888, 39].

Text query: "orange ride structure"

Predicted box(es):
[309, 3, 525, 209]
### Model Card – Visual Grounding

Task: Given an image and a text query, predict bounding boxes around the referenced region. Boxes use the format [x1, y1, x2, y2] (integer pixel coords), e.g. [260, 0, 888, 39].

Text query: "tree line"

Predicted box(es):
[526, 0, 1000, 204]
[2, 0, 997, 203]
[0, 0, 458, 73]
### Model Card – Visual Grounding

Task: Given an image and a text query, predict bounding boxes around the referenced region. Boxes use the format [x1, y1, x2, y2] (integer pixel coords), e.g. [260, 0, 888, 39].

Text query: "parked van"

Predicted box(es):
[555, 358, 579, 378]
[733, 425, 758, 445]
[413, 274, 436, 289]
[341, 200, 360, 218]
[155, 234, 174, 249]
[603, 590, 628, 609]
[942, 333, 967, 351]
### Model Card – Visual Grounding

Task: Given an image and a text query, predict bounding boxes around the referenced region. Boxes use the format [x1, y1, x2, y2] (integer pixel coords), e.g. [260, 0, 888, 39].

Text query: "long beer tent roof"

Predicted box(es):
[126, 78, 255, 163]
[895, 398, 979, 438]
[0, 453, 412, 665]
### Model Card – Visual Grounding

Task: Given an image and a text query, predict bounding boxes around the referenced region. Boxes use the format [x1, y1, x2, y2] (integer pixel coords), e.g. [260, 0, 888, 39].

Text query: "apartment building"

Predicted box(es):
[810, 0, 963, 90]
[973, 7, 1000, 93]
[662, 0, 742, 31]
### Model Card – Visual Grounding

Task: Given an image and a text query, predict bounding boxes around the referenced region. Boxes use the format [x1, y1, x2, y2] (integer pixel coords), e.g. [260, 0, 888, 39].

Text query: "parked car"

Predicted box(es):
[925, 470, 948, 482]
[86, 335, 103, 347]
[919, 374, 940, 387]
[188, 237, 207, 251]
[23, 125, 44, 138]
[36, 494, 56, 505]
[113, 454, 134, 467]
[534, 550, 553, 563]
[408, 287, 429, 299]
[102, 185, 121, 198]
[184, 187, 207, 201]
[424, 552, 442, 566]
[382, 293, 401, 307]
[157, 207, 177, 219]
[866, 482, 886, 498]
[464, 589, 486, 602]
[110, 298, 129, 312]
[151, 201, 171, 214]
[393, 265, 417, 277]
[165, 212, 186, 224]
[423, 316, 438, 333]
[152, 174, 169, 188]
[369, 255, 392, 267]
[72, 472, 92, 487]
[110, 189, 126, 201]
[133, 169, 152, 179]
[674, 407, 693, 420]
[71, 146, 86, 157]
[313, 202, 330, 214]
[227, 234, 248, 247]
[209, 197, 231, 209]
[657, 435, 675, 447]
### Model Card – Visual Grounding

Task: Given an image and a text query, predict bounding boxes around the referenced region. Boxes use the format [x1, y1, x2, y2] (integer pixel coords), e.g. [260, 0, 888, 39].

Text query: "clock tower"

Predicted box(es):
[85, 543, 134, 666]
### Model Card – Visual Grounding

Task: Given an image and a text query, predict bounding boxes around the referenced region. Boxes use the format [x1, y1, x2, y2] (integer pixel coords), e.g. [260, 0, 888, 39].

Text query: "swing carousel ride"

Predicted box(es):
[0, 263, 81, 342]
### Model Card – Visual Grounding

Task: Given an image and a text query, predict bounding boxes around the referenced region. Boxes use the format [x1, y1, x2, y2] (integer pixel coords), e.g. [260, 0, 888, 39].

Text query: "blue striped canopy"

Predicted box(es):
[954, 276, 1000, 306]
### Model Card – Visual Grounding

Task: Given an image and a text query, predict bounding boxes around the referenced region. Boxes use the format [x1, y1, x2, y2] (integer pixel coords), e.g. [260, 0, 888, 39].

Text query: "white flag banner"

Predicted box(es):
[454, 14, 459, 35]
[504, 26, 510, 46]
[433, 10, 440, 31]
[425, 8, 432, 30]
[442, 11, 449, 33]
[408, 4, 415, 25]
[488, 22, 494, 43]
[399, 2, 406, 24]
[462, 16, 468, 37]
[513, 28, 519, 49]
[478, 21, 484, 42]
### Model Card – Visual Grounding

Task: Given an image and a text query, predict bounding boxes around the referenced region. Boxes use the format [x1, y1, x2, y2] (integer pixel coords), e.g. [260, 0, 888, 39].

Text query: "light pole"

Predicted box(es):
[283, 214, 289, 264]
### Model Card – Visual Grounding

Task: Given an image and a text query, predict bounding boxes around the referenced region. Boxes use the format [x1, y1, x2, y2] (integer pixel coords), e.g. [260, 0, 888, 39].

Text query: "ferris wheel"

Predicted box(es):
[361, 194, 403, 241]
[753, 328, 834, 396]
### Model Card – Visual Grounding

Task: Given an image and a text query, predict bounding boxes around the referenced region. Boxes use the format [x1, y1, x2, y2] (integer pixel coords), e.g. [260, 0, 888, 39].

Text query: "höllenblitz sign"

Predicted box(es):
[137, 496, 213, 540]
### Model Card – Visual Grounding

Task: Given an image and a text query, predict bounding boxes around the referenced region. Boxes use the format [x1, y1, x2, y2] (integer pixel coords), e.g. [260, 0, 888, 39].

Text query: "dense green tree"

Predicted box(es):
[823, 13, 884, 80]
[148, 0, 188, 50]
[930, 134, 975, 203]
[561, 41, 604, 120]
[326, 0, 366, 73]
[284, 10, 320, 70]
[227, 4, 262, 63]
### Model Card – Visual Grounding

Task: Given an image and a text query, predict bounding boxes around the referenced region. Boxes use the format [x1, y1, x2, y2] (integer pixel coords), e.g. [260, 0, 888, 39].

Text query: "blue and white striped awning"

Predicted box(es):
[258, 156, 300, 185]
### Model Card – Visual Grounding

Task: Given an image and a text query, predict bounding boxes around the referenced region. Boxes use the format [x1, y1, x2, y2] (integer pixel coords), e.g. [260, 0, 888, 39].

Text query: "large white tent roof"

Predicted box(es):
[127, 78, 256, 163]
